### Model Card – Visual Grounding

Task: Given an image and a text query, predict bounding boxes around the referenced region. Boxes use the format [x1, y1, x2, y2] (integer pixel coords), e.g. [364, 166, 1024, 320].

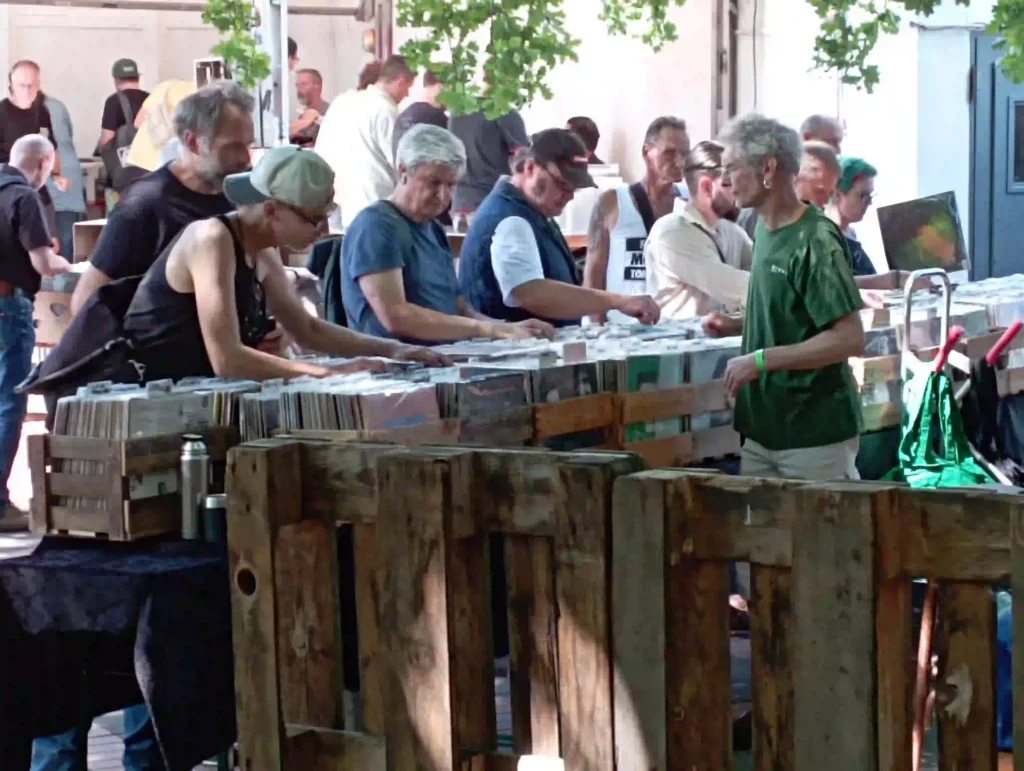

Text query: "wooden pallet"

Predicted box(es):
[227, 439, 642, 771]
[29, 426, 238, 540]
[531, 392, 618, 449]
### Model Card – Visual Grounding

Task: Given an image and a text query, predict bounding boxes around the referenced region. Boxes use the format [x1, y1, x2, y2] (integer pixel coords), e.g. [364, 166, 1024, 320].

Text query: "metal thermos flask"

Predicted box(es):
[180, 434, 210, 540]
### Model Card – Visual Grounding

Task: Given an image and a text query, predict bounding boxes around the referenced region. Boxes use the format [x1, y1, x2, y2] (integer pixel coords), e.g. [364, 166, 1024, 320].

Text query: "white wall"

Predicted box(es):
[0, 2, 374, 155]
[395, 0, 717, 184]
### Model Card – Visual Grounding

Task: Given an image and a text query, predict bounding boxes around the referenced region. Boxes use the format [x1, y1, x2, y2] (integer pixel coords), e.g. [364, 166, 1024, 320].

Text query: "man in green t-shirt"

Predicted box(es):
[704, 114, 866, 480]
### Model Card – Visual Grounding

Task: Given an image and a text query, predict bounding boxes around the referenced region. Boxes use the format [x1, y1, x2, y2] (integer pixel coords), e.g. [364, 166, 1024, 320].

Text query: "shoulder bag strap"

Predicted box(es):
[629, 182, 658, 234]
[117, 90, 136, 128]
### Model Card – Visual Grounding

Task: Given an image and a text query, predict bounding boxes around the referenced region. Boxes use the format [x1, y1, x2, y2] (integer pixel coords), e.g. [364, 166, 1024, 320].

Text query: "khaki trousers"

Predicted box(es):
[739, 436, 861, 481]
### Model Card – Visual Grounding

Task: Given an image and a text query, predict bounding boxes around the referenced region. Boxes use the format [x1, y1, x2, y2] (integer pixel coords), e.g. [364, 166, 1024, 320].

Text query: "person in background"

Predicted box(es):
[458, 128, 660, 327]
[584, 116, 689, 323]
[645, 140, 752, 320]
[98, 58, 149, 151]
[315, 55, 415, 228]
[357, 60, 382, 91]
[126, 79, 196, 172]
[344, 124, 552, 344]
[828, 156, 882, 278]
[801, 113, 844, 152]
[566, 116, 603, 164]
[705, 113, 865, 480]
[450, 106, 529, 217]
[393, 69, 448, 155]
[290, 68, 331, 146]
[0, 61, 67, 241]
[794, 140, 841, 209]
[43, 89, 86, 257]
[71, 81, 255, 315]
[0, 136, 70, 530]
[288, 37, 299, 71]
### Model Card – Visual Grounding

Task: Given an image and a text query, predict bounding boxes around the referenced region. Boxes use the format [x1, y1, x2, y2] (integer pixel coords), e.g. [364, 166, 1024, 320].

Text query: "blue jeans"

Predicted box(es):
[54, 210, 84, 261]
[30, 703, 162, 770]
[0, 294, 33, 510]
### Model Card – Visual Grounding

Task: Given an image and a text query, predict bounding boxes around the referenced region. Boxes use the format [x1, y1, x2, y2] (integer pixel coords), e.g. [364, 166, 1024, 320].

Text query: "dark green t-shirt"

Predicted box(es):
[734, 205, 863, 451]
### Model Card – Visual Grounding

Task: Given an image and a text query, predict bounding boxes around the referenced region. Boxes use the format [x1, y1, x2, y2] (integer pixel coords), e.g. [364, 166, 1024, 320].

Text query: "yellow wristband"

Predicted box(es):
[754, 349, 767, 373]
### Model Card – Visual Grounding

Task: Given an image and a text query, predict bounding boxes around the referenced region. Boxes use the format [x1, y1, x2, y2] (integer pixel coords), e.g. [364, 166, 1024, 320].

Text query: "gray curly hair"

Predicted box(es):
[396, 124, 467, 178]
[718, 113, 802, 177]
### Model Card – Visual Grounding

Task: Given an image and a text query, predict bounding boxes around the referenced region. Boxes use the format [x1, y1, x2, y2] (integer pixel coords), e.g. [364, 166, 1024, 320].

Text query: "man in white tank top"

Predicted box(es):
[583, 116, 689, 324]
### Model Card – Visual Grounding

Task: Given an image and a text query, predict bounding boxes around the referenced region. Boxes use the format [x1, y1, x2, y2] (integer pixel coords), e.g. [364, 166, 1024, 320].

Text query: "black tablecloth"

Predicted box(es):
[0, 537, 235, 770]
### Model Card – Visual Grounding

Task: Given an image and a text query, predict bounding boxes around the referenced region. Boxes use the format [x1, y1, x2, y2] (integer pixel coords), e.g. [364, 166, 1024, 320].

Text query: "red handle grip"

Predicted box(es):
[986, 319, 1023, 367]
[933, 325, 964, 373]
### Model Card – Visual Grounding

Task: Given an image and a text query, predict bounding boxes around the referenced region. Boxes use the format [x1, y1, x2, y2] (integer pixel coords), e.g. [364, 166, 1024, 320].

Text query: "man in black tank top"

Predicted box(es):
[120, 144, 448, 383]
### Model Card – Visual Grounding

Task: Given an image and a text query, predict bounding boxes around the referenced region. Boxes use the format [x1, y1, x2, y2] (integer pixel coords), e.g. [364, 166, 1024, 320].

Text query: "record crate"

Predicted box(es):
[615, 377, 741, 467]
[28, 426, 239, 540]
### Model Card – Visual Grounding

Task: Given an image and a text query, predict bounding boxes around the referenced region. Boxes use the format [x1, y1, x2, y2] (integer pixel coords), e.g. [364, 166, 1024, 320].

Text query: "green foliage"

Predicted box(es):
[202, 0, 271, 89]
[989, 0, 1024, 83]
[397, 0, 685, 118]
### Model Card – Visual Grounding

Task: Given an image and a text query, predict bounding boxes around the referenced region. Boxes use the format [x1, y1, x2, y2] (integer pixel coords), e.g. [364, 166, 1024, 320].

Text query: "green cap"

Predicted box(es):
[223, 145, 335, 210]
[112, 58, 140, 79]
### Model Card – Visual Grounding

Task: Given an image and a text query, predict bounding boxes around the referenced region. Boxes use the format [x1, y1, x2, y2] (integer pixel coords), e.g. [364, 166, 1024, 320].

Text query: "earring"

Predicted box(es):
[763, 176, 771, 190]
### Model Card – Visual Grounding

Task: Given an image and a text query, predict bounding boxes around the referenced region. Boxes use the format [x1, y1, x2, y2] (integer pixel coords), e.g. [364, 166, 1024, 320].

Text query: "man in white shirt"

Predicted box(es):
[645, 140, 752, 319]
[315, 55, 415, 228]
[457, 128, 660, 327]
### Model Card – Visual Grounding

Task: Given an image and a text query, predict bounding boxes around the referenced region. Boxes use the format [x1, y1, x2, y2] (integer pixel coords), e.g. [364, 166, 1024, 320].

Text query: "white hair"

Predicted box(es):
[396, 124, 466, 178]
[10, 134, 53, 167]
[718, 113, 803, 177]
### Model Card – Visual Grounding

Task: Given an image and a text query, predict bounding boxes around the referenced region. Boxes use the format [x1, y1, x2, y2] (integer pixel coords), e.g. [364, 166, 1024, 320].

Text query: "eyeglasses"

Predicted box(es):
[286, 202, 336, 228]
[541, 164, 574, 196]
[859, 192, 875, 205]
[684, 162, 722, 174]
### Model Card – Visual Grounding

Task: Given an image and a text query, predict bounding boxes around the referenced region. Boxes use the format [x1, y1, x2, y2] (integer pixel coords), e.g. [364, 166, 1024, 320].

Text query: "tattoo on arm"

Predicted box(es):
[586, 194, 611, 267]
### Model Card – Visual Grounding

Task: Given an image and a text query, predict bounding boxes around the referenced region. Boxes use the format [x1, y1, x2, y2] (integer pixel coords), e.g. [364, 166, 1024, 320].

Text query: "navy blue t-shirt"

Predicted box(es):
[341, 200, 459, 344]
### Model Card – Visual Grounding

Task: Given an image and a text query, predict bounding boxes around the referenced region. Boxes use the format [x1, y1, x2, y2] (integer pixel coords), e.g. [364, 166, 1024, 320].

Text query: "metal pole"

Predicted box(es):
[279, 0, 289, 146]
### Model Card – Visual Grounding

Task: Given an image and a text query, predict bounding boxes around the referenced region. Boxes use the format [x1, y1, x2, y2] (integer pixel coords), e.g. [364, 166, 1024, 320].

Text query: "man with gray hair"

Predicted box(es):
[342, 124, 554, 343]
[801, 113, 844, 152]
[705, 113, 866, 481]
[0, 135, 70, 531]
[70, 80, 255, 315]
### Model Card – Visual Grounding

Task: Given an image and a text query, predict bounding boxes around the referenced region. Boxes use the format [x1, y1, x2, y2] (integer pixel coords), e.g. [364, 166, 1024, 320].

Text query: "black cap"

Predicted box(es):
[527, 129, 596, 189]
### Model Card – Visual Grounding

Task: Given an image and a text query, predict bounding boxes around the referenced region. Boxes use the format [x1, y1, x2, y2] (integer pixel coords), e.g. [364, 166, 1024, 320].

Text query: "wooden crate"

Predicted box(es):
[29, 426, 239, 540]
[33, 290, 73, 347]
[611, 471, 1023, 770]
[72, 218, 105, 262]
[616, 378, 741, 467]
[531, 392, 619, 449]
[227, 438, 643, 771]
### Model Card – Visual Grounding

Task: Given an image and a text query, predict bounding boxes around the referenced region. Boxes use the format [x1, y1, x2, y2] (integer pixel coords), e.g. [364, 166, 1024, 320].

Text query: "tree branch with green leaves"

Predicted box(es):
[202, 0, 271, 89]
[396, 0, 687, 117]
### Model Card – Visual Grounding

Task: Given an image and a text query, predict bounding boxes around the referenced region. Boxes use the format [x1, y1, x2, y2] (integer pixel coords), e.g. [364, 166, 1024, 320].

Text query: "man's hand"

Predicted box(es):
[52, 175, 70, 193]
[723, 353, 760, 397]
[49, 255, 72, 275]
[330, 357, 389, 375]
[615, 295, 660, 325]
[494, 319, 556, 341]
[51, 238, 61, 254]
[703, 311, 732, 338]
[391, 344, 452, 368]
[256, 326, 288, 356]
[859, 289, 886, 309]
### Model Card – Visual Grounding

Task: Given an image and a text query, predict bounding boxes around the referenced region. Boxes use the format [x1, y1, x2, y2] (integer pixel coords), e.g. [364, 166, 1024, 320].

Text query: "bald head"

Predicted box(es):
[10, 134, 55, 189]
[800, 114, 843, 152]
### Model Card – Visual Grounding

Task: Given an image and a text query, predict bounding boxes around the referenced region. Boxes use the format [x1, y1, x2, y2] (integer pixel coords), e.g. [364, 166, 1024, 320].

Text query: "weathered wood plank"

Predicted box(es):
[553, 458, 637, 771]
[506, 534, 559, 756]
[938, 582, 997, 771]
[611, 473, 667, 771]
[275, 520, 344, 729]
[227, 441, 304, 771]
[750, 564, 794, 771]
[28, 434, 50, 534]
[377, 451, 459, 771]
[1012, 500, 1024, 771]
[663, 475, 733, 770]
[876, 577, 913, 771]
[300, 443, 405, 525]
[352, 522, 383, 735]
[283, 725, 385, 770]
[533, 393, 616, 440]
[792, 484, 879, 771]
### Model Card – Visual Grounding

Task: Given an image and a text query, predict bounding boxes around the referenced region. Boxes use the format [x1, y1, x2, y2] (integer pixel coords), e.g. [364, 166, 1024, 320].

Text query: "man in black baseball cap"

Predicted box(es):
[457, 127, 659, 327]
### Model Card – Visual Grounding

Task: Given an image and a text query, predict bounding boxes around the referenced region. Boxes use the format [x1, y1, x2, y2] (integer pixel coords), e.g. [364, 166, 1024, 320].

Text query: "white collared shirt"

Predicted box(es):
[645, 199, 753, 319]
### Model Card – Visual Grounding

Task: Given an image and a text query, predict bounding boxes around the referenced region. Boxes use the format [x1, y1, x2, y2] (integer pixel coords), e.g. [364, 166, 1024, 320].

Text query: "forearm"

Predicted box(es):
[582, 252, 607, 291]
[295, 316, 404, 357]
[513, 279, 620, 320]
[855, 273, 895, 291]
[456, 297, 497, 324]
[210, 343, 334, 381]
[762, 316, 865, 372]
[28, 247, 69, 277]
[374, 301, 492, 341]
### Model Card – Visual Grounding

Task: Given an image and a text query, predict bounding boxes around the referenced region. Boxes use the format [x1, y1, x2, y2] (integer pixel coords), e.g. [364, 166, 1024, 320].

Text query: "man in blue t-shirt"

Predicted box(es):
[341, 123, 554, 345]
